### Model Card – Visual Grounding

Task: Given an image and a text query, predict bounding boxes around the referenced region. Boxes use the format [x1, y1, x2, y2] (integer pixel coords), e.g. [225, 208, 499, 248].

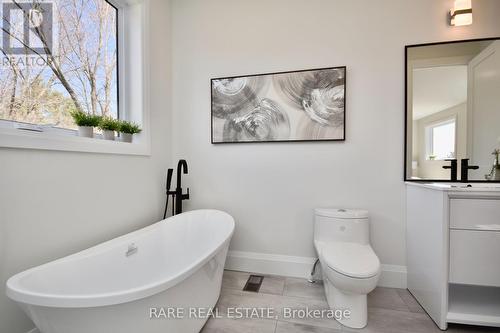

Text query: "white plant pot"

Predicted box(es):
[121, 133, 133, 143]
[102, 130, 115, 141]
[78, 126, 94, 138]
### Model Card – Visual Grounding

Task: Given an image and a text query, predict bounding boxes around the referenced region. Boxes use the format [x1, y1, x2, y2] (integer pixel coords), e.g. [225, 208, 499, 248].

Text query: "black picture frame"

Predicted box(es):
[404, 37, 500, 183]
[211, 66, 347, 144]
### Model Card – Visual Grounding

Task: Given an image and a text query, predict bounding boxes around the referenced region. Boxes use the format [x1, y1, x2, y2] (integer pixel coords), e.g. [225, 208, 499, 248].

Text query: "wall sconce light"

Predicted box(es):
[450, 0, 473, 26]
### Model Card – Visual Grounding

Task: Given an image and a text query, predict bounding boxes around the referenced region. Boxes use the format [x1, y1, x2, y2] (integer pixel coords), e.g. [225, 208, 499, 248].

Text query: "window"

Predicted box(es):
[0, 0, 118, 129]
[426, 119, 456, 160]
[0, 0, 150, 155]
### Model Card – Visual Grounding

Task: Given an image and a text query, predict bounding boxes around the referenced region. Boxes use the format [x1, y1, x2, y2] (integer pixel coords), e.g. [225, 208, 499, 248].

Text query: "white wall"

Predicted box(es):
[0, 1, 172, 332]
[171, 0, 500, 269]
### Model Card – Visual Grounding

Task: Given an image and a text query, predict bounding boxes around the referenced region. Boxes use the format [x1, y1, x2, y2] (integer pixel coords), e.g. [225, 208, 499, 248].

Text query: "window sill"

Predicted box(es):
[0, 127, 150, 156]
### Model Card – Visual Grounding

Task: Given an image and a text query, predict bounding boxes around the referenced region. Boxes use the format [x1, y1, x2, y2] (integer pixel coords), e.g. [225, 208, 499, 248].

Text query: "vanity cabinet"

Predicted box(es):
[450, 199, 500, 230]
[406, 183, 500, 330]
[450, 229, 500, 287]
[449, 198, 500, 288]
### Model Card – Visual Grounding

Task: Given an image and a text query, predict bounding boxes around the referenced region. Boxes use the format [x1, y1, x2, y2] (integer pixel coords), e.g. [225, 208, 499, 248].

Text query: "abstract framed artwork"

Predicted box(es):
[211, 66, 346, 144]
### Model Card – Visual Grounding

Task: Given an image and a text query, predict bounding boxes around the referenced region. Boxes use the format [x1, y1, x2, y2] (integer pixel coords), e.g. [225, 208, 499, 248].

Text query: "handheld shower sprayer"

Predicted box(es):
[163, 169, 174, 219]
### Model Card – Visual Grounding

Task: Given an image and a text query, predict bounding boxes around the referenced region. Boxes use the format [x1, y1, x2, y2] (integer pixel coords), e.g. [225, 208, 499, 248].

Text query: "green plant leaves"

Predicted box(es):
[70, 110, 101, 127]
[118, 120, 142, 134]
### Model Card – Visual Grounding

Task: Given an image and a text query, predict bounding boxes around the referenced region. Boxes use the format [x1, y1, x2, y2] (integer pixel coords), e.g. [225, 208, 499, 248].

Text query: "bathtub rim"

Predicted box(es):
[6, 209, 234, 308]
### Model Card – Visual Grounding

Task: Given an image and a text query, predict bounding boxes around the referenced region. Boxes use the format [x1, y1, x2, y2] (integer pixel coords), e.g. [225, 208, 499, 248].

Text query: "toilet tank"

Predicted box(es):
[314, 208, 370, 244]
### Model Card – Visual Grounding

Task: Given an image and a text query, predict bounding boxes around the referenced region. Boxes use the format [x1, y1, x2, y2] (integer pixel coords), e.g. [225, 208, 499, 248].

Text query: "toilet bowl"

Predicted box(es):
[314, 208, 380, 329]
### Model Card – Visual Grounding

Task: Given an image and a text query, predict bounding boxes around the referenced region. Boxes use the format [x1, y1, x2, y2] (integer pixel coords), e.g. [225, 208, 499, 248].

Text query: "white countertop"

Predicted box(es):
[405, 182, 500, 192]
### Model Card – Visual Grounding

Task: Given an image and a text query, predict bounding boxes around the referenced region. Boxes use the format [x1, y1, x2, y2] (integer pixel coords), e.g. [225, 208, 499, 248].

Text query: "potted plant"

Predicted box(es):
[118, 120, 142, 143]
[98, 117, 120, 141]
[70, 110, 101, 138]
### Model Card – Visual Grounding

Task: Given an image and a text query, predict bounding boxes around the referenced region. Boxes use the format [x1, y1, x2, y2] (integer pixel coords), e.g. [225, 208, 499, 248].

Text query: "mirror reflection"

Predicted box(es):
[406, 38, 500, 182]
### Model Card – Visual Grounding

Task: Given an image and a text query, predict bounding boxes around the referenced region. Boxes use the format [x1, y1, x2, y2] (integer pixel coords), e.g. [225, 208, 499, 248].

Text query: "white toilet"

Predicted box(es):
[314, 208, 381, 329]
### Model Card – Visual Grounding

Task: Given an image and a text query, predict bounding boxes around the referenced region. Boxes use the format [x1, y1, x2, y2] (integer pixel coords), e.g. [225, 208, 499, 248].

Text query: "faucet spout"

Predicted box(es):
[175, 159, 189, 215]
[461, 158, 479, 182]
[176, 159, 188, 189]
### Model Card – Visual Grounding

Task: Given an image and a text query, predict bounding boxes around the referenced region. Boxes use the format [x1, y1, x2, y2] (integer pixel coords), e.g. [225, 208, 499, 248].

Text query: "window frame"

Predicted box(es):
[425, 117, 457, 161]
[108, 0, 121, 122]
[0, 0, 150, 156]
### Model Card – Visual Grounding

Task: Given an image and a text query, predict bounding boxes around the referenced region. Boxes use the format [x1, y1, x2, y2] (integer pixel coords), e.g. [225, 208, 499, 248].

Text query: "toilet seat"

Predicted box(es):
[319, 242, 380, 279]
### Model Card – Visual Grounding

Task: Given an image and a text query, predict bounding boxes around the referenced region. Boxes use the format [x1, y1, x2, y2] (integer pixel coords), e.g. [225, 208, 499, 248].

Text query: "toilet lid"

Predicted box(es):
[320, 242, 380, 279]
[315, 208, 369, 219]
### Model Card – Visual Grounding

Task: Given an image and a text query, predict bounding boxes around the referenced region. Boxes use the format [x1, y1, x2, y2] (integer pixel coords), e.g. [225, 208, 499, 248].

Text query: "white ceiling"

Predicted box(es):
[412, 65, 468, 120]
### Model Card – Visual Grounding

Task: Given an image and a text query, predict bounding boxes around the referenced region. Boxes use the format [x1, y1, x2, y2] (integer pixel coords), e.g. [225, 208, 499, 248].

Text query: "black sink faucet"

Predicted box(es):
[175, 159, 190, 215]
[461, 158, 479, 182]
[442, 159, 458, 182]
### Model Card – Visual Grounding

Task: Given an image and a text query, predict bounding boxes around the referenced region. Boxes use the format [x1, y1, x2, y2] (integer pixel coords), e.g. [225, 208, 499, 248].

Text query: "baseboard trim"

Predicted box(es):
[378, 264, 408, 289]
[225, 250, 407, 289]
[225, 250, 317, 280]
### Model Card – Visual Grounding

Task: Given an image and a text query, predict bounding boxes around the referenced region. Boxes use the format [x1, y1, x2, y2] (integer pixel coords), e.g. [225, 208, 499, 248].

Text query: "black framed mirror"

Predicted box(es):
[405, 37, 500, 182]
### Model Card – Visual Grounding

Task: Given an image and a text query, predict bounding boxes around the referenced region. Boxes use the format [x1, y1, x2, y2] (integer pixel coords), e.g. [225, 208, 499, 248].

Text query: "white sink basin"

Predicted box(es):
[406, 182, 500, 192]
[422, 183, 500, 192]
[430, 183, 500, 189]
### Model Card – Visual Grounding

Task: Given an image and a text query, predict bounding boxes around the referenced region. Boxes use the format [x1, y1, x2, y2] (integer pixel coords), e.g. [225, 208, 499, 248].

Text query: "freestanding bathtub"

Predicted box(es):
[6, 210, 234, 333]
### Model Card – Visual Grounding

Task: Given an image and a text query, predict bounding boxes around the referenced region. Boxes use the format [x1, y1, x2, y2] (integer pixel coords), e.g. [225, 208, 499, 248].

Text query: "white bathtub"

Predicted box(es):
[6, 210, 234, 333]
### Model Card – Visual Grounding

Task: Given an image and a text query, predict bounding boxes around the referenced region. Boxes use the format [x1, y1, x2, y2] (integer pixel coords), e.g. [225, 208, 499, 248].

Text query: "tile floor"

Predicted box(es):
[201, 270, 499, 333]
